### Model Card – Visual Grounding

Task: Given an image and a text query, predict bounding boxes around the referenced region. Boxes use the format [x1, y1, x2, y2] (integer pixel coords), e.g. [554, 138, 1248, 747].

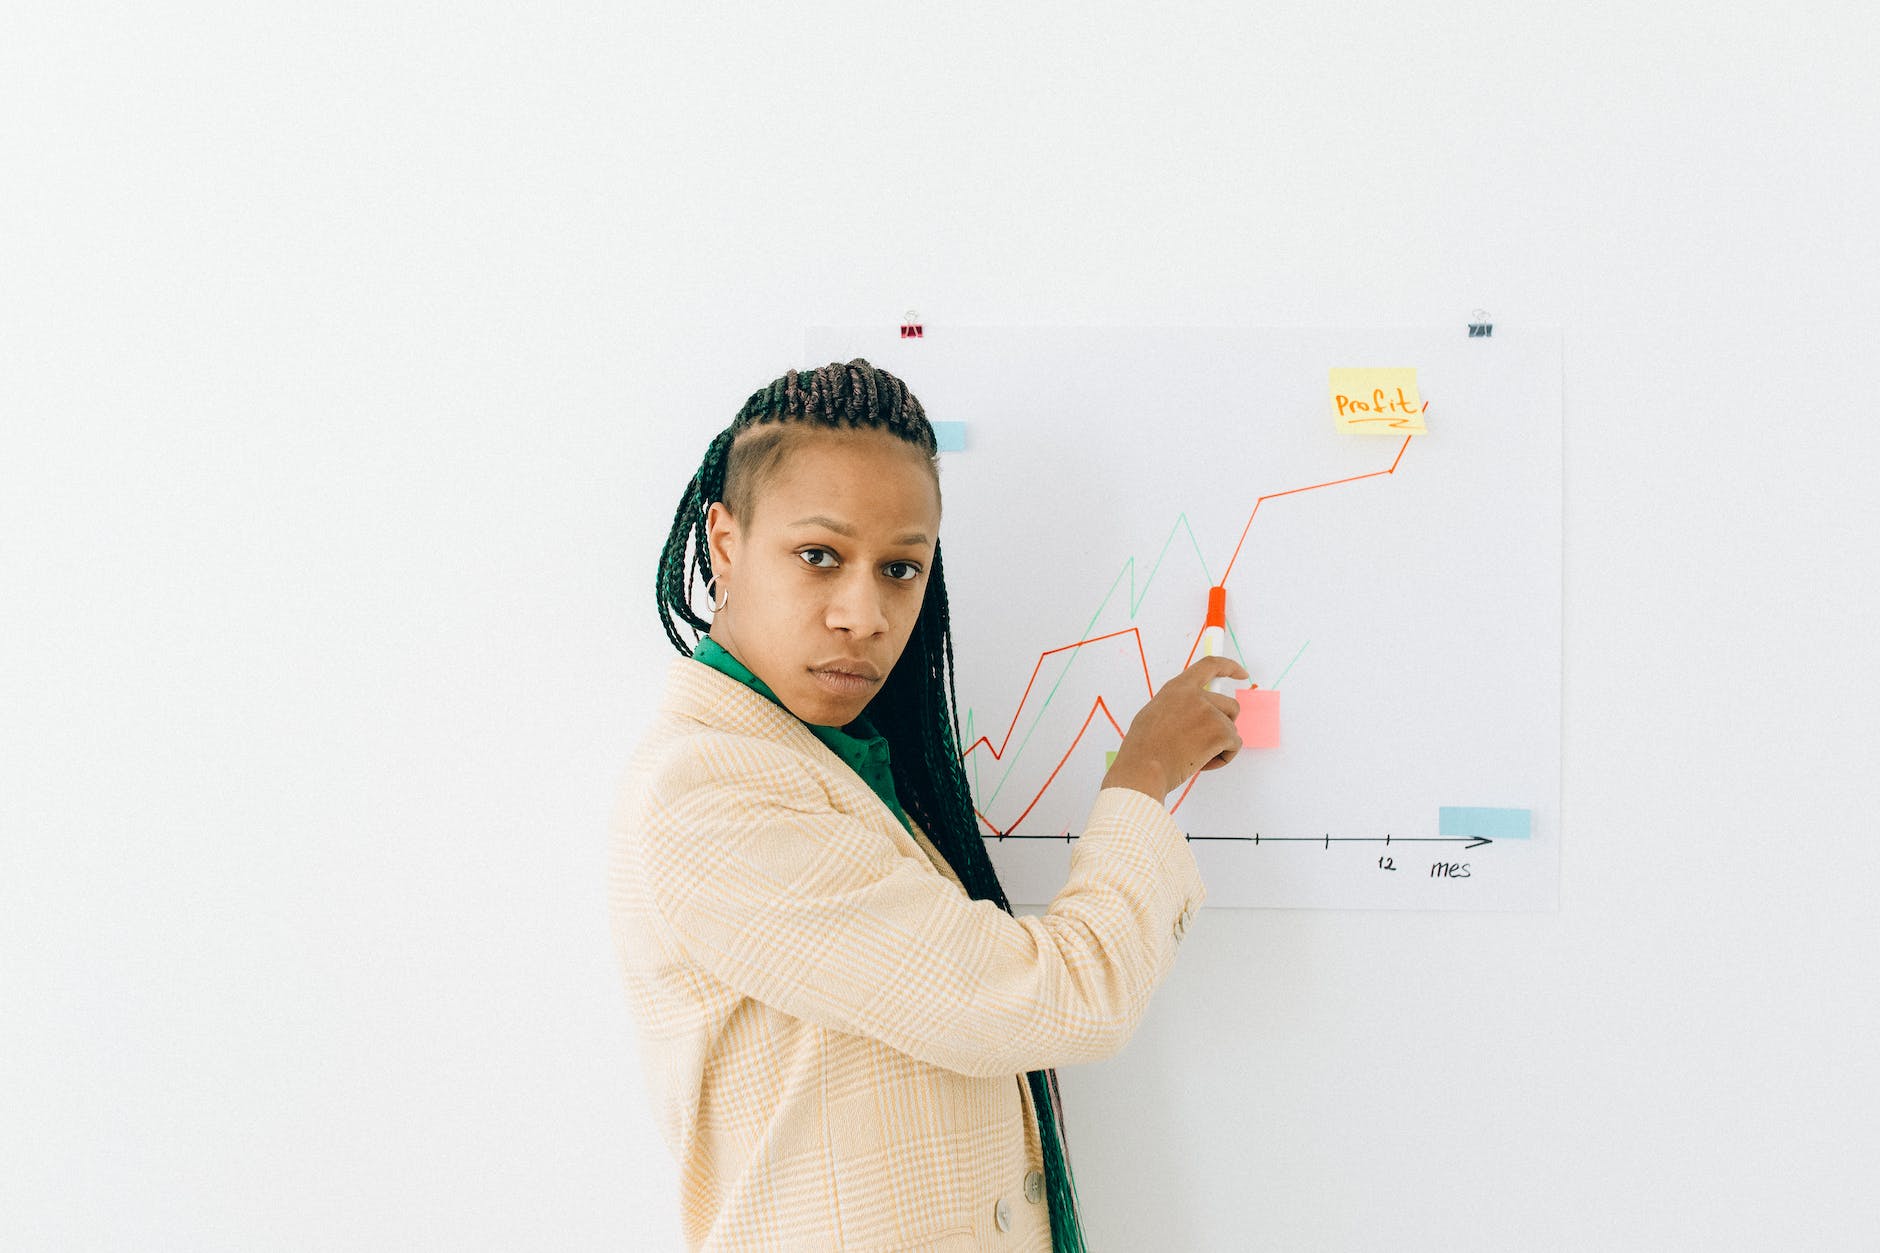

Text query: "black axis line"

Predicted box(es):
[987, 833, 1496, 849]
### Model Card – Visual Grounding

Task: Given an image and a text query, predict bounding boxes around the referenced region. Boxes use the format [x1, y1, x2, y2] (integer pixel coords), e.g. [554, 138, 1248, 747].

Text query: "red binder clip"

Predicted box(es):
[899, 309, 923, 339]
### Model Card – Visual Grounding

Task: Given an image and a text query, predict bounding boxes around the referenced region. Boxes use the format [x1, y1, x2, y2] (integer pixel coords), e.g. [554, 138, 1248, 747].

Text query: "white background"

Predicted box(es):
[4, 4, 1875, 1250]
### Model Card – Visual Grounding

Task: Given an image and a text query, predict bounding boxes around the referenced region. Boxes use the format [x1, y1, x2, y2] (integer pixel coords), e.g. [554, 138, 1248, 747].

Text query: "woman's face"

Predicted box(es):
[704, 427, 942, 728]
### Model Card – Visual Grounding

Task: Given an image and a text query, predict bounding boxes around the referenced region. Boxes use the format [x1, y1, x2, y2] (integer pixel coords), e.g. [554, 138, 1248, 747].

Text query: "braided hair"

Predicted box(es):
[654, 358, 1088, 1252]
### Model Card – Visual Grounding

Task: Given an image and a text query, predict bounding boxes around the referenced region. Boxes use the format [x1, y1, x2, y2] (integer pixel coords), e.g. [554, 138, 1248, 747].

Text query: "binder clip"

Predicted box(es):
[1467, 308, 1493, 338]
[899, 309, 923, 339]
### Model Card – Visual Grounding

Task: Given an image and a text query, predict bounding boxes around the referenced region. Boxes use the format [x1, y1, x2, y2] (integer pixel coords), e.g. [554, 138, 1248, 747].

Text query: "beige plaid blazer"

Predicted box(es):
[608, 656, 1207, 1250]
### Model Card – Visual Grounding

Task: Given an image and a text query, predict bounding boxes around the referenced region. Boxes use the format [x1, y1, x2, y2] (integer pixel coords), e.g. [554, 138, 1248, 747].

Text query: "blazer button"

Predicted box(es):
[994, 1196, 1012, 1232]
[1025, 1169, 1044, 1204]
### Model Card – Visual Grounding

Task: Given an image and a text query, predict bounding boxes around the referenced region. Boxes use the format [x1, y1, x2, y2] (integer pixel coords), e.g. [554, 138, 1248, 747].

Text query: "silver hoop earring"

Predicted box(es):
[704, 574, 730, 613]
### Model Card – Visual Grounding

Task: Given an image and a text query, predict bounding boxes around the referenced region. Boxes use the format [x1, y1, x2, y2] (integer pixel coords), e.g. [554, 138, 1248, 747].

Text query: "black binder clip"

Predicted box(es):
[899, 309, 923, 339]
[1467, 308, 1493, 338]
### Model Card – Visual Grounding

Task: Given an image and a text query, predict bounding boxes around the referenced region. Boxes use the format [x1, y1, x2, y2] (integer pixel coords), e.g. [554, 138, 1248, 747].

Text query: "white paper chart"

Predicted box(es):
[804, 324, 1562, 911]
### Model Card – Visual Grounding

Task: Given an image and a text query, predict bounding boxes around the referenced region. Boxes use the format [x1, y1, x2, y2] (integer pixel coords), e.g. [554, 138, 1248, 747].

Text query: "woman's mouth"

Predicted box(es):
[810, 667, 880, 695]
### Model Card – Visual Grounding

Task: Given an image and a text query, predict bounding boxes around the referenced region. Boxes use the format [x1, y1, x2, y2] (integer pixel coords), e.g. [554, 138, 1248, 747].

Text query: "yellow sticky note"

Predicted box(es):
[1329, 368, 1428, 434]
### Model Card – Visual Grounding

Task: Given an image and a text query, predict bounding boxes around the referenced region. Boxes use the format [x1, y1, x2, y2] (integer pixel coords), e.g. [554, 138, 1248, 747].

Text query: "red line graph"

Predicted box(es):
[963, 433, 1417, 837]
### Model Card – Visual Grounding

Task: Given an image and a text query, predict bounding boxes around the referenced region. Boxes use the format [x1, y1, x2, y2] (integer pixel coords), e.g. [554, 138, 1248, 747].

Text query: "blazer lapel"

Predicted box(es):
[660, 655, 969, 893]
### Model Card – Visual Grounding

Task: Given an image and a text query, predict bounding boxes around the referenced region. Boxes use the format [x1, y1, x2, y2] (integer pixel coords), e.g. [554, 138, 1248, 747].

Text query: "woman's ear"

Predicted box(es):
[704, 501, 737, 577]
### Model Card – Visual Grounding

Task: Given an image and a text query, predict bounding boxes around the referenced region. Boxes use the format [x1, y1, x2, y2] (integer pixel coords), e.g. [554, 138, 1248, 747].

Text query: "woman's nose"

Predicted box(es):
[827, 573, 890, 636]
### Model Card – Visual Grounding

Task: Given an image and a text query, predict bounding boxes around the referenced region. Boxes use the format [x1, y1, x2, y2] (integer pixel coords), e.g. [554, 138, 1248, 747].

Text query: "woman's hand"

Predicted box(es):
[1101, 656, 1249, 800]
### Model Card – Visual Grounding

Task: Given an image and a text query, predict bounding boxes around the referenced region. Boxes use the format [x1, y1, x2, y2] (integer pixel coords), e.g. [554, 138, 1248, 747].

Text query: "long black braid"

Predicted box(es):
[653, 359, 1088, 1252]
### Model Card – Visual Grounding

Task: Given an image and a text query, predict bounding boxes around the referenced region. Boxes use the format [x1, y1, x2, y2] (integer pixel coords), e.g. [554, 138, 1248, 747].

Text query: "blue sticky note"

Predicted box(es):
[932, 421, 966, 452]
[1438, 806, 1531, 839]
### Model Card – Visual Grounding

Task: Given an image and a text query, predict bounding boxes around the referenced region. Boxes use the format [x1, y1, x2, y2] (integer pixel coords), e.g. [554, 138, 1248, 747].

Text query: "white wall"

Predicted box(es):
[4, 4, 1875, 1250]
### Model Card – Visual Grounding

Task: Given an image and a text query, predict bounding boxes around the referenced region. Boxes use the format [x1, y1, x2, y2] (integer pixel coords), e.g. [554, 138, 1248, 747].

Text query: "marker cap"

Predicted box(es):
[1205, 585, 1226, 630]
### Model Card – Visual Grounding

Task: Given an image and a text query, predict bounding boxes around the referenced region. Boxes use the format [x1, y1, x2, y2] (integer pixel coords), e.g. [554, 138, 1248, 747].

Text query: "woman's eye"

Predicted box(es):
[798, 548, 921, 581]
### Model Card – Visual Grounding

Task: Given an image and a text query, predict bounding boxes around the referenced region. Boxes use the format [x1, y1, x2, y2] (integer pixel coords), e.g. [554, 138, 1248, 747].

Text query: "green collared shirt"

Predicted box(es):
[692, 636, 913, 836]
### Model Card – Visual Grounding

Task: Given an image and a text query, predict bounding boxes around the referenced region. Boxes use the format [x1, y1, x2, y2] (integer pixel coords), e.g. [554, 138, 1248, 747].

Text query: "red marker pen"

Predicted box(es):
[1199, 585, 1245, 696]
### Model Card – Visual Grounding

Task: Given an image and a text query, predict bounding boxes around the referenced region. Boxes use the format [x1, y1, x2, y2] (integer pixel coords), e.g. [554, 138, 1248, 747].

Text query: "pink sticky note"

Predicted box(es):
[1234, 688, 1281, 748]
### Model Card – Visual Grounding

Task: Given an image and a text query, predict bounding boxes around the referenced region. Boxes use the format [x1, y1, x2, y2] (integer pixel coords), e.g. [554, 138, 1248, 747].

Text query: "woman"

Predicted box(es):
[610, 359, 1246, 1251]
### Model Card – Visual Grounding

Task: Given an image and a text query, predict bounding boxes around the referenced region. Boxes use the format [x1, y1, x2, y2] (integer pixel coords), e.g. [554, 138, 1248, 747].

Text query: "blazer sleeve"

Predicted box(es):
[632, 731, 1207, 1079]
